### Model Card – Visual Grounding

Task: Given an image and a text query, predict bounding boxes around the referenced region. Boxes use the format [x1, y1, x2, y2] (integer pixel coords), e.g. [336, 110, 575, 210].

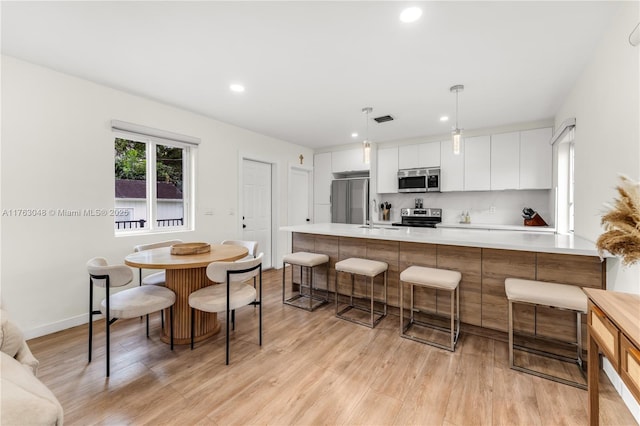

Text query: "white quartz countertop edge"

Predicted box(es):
[281, 223, 601, 257]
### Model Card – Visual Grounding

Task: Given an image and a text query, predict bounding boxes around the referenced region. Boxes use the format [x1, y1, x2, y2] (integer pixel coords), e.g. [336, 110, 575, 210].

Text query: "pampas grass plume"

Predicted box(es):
[596, 175, 640, 265]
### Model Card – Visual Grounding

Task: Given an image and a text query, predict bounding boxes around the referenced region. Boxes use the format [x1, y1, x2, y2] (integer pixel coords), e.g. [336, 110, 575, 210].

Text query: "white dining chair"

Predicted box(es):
[87, 257, 176, 377]
[221, 240, 258, 261]
[188, 253, 263, 365]
[133, 239, 183, 286]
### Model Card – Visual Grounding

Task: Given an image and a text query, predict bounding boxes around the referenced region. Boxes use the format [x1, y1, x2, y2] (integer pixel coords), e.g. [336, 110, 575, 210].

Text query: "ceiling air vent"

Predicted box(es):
[373, 115, 394, 123]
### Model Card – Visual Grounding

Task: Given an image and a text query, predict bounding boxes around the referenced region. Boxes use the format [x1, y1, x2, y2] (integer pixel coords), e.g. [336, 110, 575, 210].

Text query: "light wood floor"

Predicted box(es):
[28, 267, 637, 425]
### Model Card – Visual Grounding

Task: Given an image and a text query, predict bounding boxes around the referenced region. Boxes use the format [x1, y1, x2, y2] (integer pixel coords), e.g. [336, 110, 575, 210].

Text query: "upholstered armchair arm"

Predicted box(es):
[15, 340, 39, 375]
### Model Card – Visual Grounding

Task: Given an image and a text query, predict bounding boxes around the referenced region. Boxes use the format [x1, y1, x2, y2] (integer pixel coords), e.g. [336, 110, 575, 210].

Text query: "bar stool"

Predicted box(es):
[399, 266, 461, 351]
[335, 258, 387, 328]
[505, 278, 588, 389]
[282, 252, 329, 311]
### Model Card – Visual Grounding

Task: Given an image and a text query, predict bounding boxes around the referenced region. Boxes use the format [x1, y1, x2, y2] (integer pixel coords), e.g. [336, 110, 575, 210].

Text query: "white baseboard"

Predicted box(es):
[23, 314, 89, 340]
[603, 359, 640, 424]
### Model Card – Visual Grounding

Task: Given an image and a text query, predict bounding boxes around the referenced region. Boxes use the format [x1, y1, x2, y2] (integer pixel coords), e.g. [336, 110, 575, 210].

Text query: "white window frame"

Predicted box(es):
[555, 125, 575, 235]
[112, 123, 197, 236]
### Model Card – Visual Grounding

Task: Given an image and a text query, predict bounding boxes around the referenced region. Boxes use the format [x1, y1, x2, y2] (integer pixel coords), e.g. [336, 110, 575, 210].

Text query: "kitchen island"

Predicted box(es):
[281, 223, 605, 349]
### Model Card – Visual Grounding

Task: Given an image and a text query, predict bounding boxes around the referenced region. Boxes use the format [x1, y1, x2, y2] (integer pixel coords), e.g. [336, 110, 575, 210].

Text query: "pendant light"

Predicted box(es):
[362, 107, 373, 164]
[450, 85, 464, 155]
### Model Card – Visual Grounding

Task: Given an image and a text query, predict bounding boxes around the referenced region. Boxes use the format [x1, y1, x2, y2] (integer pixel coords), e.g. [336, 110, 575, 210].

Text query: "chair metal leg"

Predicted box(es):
[170, 306, 174, 351]
[88, 278, 93, 363]
[190, 307, 195, 350]
[259, 266, 263, 346]
[399, 279, 404, 334]
[226, 279, 230, 365]
[226, 306, 230, 365]
[105, 279, 110, 377]
[146, 314, 149, 337]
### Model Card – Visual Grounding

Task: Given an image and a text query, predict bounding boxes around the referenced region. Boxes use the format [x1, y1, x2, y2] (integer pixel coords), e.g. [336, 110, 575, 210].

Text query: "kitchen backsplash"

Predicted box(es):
[375, 190, 552, 226]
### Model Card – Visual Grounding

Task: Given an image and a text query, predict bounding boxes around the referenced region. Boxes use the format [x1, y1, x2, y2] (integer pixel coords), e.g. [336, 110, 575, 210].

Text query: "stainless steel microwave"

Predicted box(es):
[397, 167, 440, 193]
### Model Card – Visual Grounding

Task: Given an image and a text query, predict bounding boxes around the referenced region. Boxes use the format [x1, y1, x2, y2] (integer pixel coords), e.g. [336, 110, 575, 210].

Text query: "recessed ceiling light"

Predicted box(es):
[351, 133, 358, 138]
[440, 116, 449, 122]
[229, 83, 245, 93]
[400, 7, 422, 23]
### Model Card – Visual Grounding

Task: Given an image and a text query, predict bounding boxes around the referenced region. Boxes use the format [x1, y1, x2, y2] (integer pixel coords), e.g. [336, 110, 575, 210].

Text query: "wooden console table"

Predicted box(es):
[585, 288, 640, 426]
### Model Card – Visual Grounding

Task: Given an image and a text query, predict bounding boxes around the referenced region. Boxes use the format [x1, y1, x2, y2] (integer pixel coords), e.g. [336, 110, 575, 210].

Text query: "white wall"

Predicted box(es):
[555, 3, 640, 294]
[0, 56, 313, 337]
[555, 3, 640, 421]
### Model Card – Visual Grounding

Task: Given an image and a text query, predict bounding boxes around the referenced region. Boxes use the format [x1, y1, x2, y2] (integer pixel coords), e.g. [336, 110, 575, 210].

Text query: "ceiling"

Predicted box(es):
[1, 1, 621, 149]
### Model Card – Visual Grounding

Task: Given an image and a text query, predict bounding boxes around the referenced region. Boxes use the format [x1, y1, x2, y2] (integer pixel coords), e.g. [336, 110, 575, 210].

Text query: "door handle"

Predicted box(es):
[306, 218, 310, 222]
[242, 224, 246, 229]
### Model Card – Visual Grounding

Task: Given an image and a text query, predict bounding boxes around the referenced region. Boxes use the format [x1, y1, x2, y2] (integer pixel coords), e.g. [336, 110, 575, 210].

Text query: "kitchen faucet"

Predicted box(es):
[370, 198, 377, 229]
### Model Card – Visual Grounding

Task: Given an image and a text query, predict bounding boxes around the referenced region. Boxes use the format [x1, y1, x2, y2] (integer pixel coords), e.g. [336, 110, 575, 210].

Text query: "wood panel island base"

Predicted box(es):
[285, 224, 606, 361]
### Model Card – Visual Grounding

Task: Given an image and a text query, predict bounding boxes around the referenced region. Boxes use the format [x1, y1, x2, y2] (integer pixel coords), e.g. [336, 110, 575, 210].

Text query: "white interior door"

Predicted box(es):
[289, 167, 311, 225]
[242, 159, 272, 268]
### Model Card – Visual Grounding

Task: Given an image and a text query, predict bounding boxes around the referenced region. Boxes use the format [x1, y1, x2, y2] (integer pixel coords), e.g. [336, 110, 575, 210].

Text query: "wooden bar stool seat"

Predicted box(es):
[399, 266, 461, 351]
[335, 258, 388, 328]
[282, 252, 329, 311]
[505, 278, 588, 389]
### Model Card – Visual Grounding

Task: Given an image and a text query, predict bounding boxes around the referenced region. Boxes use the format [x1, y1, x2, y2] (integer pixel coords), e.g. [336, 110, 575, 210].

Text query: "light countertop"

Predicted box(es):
[280, 223, 601, 257]
[436, 222, 556, 233]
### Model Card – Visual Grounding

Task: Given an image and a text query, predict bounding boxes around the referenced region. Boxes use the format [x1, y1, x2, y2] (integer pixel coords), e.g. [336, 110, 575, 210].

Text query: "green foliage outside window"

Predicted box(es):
[114, 138, 183, 191]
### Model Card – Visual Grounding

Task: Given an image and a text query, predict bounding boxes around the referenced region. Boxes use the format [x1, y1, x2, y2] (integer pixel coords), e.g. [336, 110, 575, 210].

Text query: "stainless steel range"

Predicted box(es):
[392, 208, 442, 228]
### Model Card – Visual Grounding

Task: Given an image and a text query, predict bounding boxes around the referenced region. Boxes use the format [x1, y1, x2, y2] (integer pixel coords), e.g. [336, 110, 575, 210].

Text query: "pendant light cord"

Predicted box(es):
[455, 88, 459, 129]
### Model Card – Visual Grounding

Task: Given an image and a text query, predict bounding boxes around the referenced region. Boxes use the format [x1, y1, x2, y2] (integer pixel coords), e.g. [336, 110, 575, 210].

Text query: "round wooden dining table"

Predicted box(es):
[124, 244, 248, 345]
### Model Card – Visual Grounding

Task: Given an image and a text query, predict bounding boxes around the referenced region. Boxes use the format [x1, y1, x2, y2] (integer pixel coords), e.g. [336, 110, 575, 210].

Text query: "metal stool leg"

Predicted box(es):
[509, 300, 514, 368]
[309, 266, 313, 311]
[370, 275, 374, 327]
[282, 262, 287, 304]
[450, 288, 455, 351]
[399, 279, 404, 334]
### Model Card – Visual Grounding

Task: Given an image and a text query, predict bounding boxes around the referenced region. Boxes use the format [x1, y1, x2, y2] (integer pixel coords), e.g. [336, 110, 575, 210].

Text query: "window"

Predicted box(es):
[112, 120, 198, 234]
[556, 126, 575, 234]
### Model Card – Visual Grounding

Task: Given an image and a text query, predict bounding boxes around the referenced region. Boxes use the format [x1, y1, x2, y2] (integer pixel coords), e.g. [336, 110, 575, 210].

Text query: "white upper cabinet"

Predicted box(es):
[398, 144, 419, 169]
[331, 148, 370, 173]
[440, 139, 464, 192]
[491, 132, 520, 190]
[376, 146, 399, 193]
[464, 135, 491, 191]
[398, 142, 441, 169]
[313, 152, 332, 205]
[519, 128, 552, 189]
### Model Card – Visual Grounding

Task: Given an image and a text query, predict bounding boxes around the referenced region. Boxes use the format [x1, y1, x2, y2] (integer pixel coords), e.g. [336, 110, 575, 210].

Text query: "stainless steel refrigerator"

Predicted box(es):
[331, 178, 369, 224]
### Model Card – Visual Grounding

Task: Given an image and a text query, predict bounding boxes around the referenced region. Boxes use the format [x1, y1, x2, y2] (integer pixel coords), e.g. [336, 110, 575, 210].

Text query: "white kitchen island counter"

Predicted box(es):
[280, 223, 600, 257]
[283, 223, 605, 343]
